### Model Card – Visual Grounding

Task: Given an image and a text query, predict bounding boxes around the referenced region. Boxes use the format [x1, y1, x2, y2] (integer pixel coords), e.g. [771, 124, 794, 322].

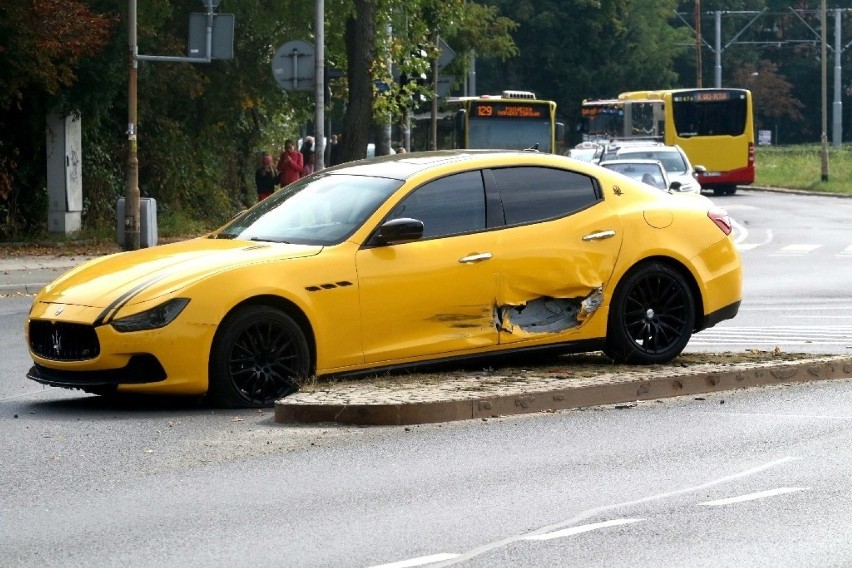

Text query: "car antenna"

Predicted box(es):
[524, 143, 540, 152]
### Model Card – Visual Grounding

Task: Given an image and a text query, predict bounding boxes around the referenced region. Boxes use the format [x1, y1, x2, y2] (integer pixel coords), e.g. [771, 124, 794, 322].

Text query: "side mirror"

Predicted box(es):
[369, 217, 424, 246]
[693, 165, 707, 175]
[669, 181, 683, 191]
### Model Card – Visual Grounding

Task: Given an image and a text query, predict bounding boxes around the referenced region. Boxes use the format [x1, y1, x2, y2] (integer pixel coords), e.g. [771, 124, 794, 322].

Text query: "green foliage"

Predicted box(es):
[3, 0, 848, 243]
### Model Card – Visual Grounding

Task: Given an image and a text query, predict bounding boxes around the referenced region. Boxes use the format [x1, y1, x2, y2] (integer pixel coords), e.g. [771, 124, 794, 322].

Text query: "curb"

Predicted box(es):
[274, 356, 852, 426]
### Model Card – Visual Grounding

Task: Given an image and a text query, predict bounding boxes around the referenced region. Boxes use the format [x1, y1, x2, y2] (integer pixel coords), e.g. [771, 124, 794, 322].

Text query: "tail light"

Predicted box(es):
[748, 142, 755, 166]
[708, 207, 732, 235]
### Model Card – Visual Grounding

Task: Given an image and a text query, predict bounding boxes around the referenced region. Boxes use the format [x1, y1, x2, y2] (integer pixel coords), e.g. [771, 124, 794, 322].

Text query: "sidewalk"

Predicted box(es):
[0, 254, 95, 296]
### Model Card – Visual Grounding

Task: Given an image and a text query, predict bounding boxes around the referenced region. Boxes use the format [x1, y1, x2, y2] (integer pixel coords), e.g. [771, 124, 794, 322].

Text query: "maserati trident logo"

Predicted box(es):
[51, 330, 62, 356]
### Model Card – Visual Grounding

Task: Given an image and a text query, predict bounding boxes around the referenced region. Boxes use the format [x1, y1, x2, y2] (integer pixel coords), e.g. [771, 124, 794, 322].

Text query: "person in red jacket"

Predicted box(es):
[277, 139, 304, 186]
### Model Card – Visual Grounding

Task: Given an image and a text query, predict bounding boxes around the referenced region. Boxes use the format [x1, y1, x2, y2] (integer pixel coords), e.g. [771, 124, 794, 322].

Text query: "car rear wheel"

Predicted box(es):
[605, 262, 695, 364]
[208, 306, 309, 408]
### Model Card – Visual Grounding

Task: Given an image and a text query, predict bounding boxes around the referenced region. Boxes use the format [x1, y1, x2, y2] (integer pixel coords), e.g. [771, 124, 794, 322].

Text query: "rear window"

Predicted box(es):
[490, 166, 600, 225]
[617, 150, 686, 174]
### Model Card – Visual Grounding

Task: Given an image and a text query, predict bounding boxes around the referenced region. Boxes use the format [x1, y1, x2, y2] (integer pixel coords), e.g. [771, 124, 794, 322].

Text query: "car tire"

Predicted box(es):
[207, 305, 310, 408]
[605, 262, 695, 364]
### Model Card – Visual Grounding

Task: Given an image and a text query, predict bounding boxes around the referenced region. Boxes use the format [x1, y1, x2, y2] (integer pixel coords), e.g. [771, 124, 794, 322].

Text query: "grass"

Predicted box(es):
[754, 144, 852, 195]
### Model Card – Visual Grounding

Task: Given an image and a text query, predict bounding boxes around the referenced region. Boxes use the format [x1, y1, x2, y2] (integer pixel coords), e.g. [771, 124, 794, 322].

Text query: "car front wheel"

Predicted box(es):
[208, 306, 310, 408]
[605, 262, 695, 364]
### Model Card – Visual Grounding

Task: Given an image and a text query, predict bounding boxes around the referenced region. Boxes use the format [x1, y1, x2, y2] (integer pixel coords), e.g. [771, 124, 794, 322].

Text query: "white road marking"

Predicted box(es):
[840, 245, 852, 257]
[733, 227, 773, 249]
[699, 487, 809, 507]
[427, 457, 800, 566]
[769, 244, 822, 256]
[368, 553, 460, 568]
[689, 326, 852, 345]
[731, 218, 749, 245]
[523, 518, 644, 541]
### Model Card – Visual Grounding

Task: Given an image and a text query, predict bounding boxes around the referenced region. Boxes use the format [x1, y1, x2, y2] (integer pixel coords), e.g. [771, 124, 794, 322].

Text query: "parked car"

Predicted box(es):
[599, 159, 673, 191]
[25, 150, 742, 408]
[567, 142, 602, 162]
[611, 142, 705, 194]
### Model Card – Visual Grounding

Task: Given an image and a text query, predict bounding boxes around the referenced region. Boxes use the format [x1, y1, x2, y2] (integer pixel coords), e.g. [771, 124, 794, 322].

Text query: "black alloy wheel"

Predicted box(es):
[208, 306, 310, 408]
[605, 262, 695, 364]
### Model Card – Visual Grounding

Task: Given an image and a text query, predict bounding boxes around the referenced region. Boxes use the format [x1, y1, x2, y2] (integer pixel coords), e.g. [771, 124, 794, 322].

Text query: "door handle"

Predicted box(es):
[582, 230, 616, 241]
[459, 252, 493, 264]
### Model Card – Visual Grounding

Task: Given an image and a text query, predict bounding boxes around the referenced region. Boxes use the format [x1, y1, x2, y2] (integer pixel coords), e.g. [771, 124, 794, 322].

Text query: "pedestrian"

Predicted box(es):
[254, 152, 278, 201]
[277, 139, 304, 186]
[300, 136, 315, 176]
[329, 133, 342, 166]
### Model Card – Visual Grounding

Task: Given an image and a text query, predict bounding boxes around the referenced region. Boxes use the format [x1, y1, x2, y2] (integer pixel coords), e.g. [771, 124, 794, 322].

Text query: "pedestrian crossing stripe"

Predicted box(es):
[736, 243, 850, 256]
[769, 244, 822, 256]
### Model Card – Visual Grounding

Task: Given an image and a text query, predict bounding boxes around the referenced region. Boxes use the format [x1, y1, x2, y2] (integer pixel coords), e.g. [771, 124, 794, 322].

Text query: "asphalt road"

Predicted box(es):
[4, 379, 852, 567]
[2, 189, 852, 566]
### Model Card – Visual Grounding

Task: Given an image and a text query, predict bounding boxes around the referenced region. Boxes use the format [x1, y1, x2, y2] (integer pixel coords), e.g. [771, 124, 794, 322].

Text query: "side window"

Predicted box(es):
[387, 171, 486, 239]
[491, 167, 600, 225]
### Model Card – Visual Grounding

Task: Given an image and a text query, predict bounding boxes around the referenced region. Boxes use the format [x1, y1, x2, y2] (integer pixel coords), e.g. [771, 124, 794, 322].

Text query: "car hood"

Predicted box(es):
[36, 238, 323, 309]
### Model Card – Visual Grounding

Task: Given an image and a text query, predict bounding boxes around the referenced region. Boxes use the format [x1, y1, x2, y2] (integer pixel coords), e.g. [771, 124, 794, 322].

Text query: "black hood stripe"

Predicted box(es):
[93, 274, 171, 326]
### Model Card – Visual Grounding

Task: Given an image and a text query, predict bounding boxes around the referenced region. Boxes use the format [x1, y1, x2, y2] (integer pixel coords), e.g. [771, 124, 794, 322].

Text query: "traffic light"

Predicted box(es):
[398, 48, 431, 106]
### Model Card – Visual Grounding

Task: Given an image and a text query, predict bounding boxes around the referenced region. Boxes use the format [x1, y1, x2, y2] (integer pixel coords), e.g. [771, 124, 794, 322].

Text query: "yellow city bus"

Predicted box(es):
[413, 91, 564, 154]
[581, 88, 755, 195]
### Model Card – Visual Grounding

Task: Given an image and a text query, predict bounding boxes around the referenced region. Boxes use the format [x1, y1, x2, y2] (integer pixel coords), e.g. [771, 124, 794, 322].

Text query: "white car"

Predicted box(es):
[611, 143, 705, 194]
[599, 159, 673, 191]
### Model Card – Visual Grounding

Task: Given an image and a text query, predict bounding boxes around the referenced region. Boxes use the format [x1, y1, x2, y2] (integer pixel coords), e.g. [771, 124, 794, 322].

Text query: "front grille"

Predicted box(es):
[28, 320, 100, 361]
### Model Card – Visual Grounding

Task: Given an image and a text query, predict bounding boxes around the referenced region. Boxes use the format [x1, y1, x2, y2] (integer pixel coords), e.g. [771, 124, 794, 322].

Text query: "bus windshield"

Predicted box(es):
[467, 117, 554, 152]
[671, 91, 748, 137]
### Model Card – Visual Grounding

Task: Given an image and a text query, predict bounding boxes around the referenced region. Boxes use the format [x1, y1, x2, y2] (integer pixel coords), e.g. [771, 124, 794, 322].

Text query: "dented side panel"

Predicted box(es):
[494, 203, 623, 343]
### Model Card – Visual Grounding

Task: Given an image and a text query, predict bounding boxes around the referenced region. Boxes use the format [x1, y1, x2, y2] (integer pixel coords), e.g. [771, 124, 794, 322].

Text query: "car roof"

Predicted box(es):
[616, 145, 679, 154]
[600, 158, 665, 166]
[320, 150, 561, 180]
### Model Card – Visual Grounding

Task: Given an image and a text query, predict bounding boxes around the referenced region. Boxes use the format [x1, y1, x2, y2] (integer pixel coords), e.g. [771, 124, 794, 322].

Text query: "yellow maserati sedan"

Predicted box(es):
[25, 150, 742, 408]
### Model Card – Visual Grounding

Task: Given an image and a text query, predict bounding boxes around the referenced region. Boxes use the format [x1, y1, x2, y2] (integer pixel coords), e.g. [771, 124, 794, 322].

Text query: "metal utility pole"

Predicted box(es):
[314, 0, 325, 170]
[126, 0, 140, 251]
[430, 35, 439, 151]
[833, 8, 843, 148]
[695, 0, 702, 88]
[821, 0, 829, 182]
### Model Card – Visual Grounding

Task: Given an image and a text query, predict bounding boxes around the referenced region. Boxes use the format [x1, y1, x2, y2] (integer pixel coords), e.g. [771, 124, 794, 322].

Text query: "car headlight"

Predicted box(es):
[111, 298, 190, 332]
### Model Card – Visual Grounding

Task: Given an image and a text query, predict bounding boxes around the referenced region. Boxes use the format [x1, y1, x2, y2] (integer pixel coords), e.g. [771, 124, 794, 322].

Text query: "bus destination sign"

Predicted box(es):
[674, 90, 743, 103]
[472, 102, 546, 119]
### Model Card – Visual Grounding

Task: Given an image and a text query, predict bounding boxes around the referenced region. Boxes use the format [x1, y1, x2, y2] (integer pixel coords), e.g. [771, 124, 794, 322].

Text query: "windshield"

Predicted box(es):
[213, 174, 403, 245]
[602, 163, 667, 189]
[468, 118, 553, 152]
[616, 150, 687, 175]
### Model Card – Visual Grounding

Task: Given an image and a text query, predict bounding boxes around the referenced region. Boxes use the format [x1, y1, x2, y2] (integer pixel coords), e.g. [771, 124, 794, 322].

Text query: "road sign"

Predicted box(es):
[437, 37, 455, 71]
[272, 40, 316, 91]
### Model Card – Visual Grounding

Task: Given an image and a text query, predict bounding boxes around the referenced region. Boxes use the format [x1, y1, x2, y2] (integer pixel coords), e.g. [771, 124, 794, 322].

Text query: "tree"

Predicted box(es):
[733, 61, 804, 137]
[340, 0, 378, 163]
[475, 0, 688, 144]
[0, 0, 115, 237]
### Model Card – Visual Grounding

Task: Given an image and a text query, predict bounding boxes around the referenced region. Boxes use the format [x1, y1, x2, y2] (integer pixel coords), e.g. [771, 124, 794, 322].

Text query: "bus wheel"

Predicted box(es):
[712, 185, 737, 196]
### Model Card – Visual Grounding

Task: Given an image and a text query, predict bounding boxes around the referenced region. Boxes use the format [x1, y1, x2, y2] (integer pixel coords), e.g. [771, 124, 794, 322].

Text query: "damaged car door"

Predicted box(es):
[486, 166, 623, 345]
